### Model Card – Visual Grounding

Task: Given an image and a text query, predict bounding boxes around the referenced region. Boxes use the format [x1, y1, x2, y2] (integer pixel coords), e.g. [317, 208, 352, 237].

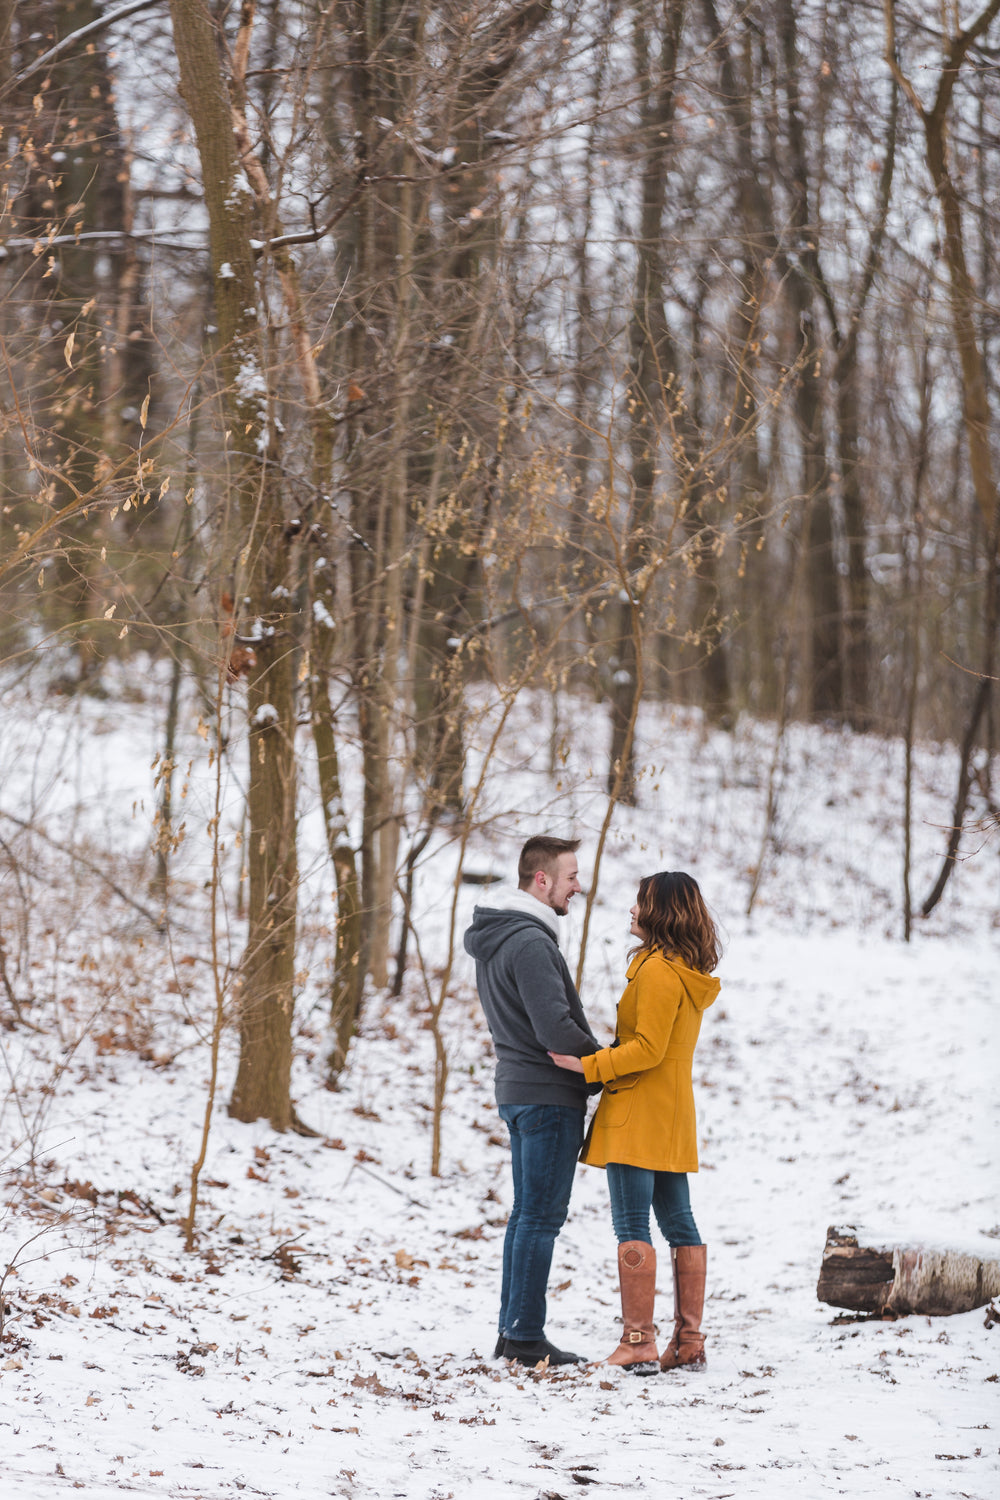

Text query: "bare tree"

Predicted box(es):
[885, 0, 1000, 913]
[169, 0, 300, 1130]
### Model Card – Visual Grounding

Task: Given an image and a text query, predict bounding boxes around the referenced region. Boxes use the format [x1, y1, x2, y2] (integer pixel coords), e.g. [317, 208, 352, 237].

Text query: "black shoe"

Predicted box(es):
[502, 1336, 584, 1367]
[492, 1334, 506, 1359]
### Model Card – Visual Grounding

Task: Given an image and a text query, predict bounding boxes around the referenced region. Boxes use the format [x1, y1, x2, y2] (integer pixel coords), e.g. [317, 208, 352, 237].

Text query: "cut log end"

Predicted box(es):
[816, 1228, 894, 1313]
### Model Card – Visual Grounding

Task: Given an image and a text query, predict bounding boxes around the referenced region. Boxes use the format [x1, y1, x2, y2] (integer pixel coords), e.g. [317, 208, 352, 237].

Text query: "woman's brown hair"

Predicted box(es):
[632, 871, 721, 974]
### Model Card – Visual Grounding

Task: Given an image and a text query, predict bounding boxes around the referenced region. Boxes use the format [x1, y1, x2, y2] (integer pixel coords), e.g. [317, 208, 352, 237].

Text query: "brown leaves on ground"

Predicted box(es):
[351, 1371, 390, 1395]
[393, 1249, 429, 1271]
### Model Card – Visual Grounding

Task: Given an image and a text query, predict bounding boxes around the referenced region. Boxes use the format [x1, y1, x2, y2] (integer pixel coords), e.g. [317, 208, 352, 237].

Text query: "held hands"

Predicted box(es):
[548, 1051, 585, 1074]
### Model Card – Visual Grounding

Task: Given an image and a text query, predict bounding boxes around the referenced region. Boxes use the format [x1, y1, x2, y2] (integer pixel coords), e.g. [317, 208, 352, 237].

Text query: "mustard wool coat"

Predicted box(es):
[580, 949, 720, 1173]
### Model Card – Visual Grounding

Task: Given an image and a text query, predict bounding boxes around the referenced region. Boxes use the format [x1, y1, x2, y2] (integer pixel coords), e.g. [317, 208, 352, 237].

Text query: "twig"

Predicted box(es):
[0, 809, 190, 935]
[0, 232, 206, 258]
[342, 1159, 429, 1211]
[261, 1235, 316, 1263]
[938, 652, 998, 683]
[3, 0, 162, 94]
[0, 1215, 84, 1340]
[0, 935, 42, 1031]
[181, 643, 231, 1251]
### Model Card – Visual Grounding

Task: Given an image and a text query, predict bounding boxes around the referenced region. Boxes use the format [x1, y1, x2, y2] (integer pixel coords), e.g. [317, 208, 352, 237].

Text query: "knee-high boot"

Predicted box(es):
[659, 1244, 707, 1370]
[604, 1241, 659, 1373]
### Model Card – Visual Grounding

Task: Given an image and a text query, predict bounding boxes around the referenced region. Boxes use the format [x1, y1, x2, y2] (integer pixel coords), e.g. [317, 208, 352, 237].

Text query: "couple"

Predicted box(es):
[464, 835, 721, 1373]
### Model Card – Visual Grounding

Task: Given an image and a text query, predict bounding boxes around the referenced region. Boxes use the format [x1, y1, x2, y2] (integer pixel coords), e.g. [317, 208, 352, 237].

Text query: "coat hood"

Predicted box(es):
[627, 950, 720, 1012]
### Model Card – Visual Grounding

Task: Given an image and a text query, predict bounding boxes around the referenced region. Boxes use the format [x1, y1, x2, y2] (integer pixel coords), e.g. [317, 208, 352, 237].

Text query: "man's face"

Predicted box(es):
[536, 852, 582, 916]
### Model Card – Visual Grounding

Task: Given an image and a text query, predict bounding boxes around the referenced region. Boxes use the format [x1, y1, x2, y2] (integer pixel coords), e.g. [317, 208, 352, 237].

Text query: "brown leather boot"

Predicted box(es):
[605, 1241, 659, 1373]
[659, 1244, 707, 1370]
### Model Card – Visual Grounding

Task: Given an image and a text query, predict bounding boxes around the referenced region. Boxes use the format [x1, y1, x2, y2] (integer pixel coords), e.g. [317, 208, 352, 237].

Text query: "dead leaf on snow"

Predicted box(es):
[394, 1249, 429, 1270]
[351, 1372, 390, 1395]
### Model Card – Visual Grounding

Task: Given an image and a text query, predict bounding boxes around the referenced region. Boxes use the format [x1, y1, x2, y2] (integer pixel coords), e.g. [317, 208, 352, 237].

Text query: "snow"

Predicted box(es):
[224, 172, 253, 209]
[231, 352, 269, 422]
[0, 670, 997, 1499]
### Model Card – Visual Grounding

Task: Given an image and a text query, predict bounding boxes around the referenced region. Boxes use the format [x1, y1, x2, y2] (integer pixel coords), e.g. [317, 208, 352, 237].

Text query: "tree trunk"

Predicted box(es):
[798, 315, 840, 718]
[912, 5, 1000, 540]
[776, 0, 841, 720]
[341, 0, 417, 986]
[609, 0, 687, 800]
[684, 277, 732, 724]
[169, 0, 299, 1131]
[902, 326, 930, 940]
[699, 1, 775, 715]
[886, 0, 1000, 911]
[410, 3, 554, 809]
[8, 0, 144, 683]
[311, 661, 363, 1085]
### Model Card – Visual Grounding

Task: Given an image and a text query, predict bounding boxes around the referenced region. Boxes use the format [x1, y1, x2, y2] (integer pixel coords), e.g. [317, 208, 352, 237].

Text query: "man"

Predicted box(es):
[464, 835, 600, 1366]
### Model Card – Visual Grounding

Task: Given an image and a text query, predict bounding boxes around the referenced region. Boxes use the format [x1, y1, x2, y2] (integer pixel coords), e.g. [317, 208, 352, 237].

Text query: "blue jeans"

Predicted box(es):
[606, 1162, 702, 1247]
[497, 1103, 584, 1341]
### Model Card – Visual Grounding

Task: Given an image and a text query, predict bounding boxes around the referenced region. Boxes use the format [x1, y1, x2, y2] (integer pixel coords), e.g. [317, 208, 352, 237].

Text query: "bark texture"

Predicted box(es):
[169, 0, 298, 1130]
[817, 1226, 1000, 1317]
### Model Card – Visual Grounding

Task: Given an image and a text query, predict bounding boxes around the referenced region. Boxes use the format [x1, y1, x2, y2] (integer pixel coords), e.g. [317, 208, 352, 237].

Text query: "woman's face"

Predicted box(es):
[629, 895, 646, 939]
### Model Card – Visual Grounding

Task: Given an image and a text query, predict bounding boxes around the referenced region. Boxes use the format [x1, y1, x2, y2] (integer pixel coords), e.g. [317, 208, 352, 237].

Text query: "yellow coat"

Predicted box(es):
[580, 949, 720, 1173]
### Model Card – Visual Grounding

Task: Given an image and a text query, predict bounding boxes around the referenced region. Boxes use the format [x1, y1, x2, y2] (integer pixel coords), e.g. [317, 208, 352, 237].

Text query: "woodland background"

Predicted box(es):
[1, 9, 998, 1495]
[1, 0, 998, 1141]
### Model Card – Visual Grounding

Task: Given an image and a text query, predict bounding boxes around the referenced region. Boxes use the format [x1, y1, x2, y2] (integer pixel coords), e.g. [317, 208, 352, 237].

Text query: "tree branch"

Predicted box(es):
[0, 809, 189, 934]
[2, 0, 163, 96]
[927, 0, 1000, 134]
[0, 231, 205, 258]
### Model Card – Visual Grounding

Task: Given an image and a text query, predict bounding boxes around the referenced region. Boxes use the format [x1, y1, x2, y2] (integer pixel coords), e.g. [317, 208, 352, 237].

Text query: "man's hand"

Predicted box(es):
[548, 1051, 585, 1073]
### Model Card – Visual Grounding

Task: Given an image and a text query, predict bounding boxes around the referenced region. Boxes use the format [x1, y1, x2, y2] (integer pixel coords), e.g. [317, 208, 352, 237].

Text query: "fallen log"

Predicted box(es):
[817, 1225, 1000, 1316]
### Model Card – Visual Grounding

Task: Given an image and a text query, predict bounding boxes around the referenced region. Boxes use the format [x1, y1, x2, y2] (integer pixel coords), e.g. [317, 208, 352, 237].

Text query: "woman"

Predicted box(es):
[550, 871, 721, 1373]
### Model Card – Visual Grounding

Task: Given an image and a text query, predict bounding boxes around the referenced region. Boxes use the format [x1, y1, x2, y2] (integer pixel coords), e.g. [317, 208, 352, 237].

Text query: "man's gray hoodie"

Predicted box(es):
[464, 889, 600, 1109]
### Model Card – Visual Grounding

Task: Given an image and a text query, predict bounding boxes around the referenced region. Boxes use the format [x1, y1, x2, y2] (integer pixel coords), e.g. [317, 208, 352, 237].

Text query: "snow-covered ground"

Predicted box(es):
[1, 669, 997, 1499]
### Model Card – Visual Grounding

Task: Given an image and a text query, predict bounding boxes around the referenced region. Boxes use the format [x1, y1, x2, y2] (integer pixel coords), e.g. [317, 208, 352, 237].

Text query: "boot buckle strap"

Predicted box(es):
[626, 1331, 645, 1344]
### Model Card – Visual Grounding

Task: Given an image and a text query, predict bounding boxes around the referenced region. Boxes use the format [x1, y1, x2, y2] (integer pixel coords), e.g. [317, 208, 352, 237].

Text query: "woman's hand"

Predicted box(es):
[548, 1052, 585, 1074]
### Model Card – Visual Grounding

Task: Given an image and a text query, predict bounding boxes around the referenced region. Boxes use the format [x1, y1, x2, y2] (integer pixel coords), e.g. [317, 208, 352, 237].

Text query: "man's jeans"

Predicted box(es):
[497, 1103, 584, 1341]
[606, 1162, 702, 1247]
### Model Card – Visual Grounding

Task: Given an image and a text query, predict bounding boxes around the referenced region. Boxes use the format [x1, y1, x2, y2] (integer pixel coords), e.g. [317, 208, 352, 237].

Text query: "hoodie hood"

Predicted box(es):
[463, 888, 560, 963]
[471, 886, 560, 937]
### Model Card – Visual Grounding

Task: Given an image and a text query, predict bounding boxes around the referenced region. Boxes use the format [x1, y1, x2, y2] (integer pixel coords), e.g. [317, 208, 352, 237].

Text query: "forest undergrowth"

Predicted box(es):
[1, 668, 997, 1499]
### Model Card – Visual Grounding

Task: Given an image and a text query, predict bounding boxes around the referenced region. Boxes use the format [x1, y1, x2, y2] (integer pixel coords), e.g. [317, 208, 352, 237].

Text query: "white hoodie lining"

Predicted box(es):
[475, 885, 561, 944]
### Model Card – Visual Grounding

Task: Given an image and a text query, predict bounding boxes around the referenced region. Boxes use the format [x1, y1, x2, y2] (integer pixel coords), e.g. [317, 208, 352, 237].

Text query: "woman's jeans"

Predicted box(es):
[497, 1103, 584, 1341]
[606, 1162, 702, 1247]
